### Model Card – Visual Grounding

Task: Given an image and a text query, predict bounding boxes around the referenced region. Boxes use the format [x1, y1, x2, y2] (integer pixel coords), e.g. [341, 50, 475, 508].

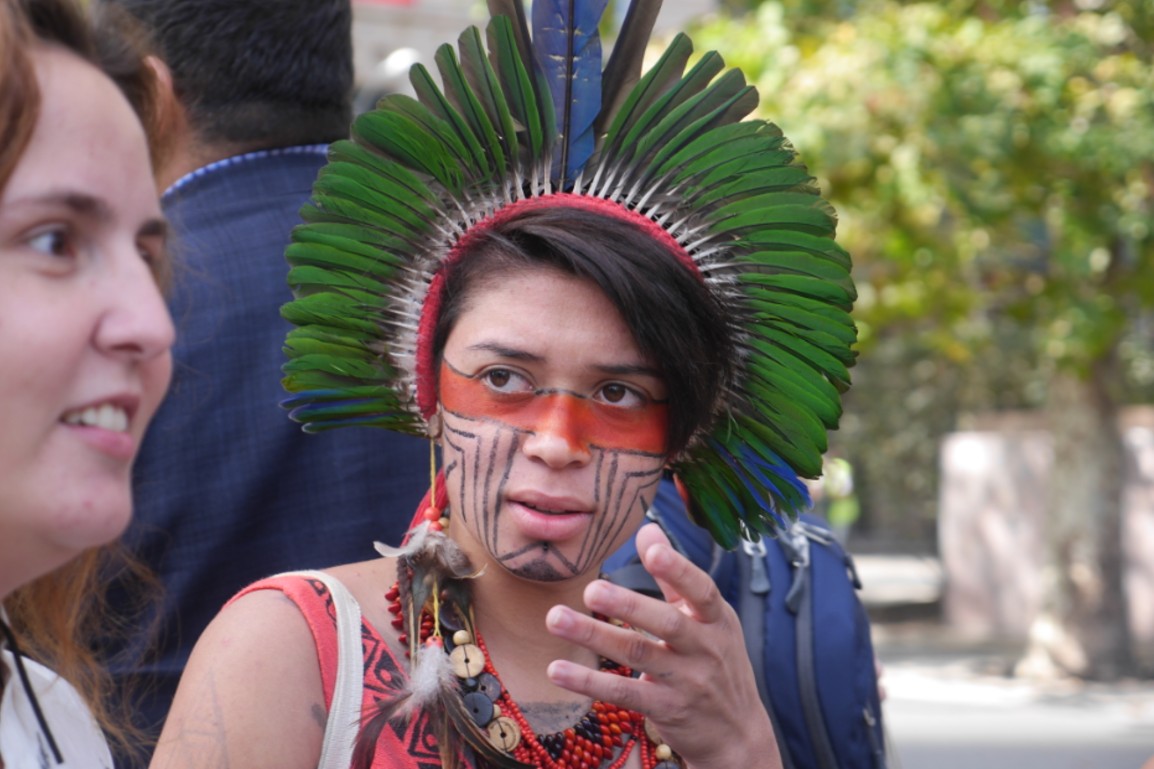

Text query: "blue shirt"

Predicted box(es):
[112, 146, 428, 746]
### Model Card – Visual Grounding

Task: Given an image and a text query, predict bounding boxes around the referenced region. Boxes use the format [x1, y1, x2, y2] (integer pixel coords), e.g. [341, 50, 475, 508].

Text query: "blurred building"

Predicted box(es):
[351, 0, 718, 112]
[937, 407, 1154, 665]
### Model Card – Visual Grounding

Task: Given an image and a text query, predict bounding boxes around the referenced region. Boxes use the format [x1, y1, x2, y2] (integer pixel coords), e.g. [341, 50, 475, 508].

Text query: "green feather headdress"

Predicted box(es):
[281, 0, 857, 548]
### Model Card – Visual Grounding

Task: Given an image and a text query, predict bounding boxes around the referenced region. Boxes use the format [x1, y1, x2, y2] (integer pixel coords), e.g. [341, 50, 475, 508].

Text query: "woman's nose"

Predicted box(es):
[94, 252, 175, 362]
[520, 394, 594, 469]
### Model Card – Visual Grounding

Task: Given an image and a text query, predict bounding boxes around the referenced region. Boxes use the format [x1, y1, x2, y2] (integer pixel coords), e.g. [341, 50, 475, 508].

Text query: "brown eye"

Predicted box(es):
[596, 383, 643, 408]
[480, 368, 530, 394]
[602, 384, 627, 403]
[486, 369, 511, 388]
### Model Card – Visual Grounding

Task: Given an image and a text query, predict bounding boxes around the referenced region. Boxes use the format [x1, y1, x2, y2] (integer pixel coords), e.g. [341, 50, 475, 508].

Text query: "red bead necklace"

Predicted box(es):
[386, 582, 681, 769]
[473, 631, 655, 769]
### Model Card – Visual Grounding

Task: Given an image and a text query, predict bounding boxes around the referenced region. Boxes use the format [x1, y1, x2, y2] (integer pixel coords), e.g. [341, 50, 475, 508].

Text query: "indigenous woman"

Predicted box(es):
[154, 1, 856, 768]
[0, 0, 174, 765]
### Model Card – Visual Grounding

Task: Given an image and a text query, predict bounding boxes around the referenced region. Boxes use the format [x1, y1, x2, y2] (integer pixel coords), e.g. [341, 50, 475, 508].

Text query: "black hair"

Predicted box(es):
[96, 0, 353, 148]
[432, 205, 734, 457]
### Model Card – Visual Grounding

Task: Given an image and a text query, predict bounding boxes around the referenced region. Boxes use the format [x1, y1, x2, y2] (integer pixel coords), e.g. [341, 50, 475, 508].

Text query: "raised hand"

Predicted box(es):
[545, 523, 782, 769]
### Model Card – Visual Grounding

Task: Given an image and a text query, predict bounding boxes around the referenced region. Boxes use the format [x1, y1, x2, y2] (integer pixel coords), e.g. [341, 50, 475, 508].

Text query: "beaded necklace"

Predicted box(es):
[386, 582, 682, 769]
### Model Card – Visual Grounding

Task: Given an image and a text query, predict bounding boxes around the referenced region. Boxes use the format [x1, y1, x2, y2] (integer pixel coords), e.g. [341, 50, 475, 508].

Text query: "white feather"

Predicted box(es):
[395, 642, 456, 720]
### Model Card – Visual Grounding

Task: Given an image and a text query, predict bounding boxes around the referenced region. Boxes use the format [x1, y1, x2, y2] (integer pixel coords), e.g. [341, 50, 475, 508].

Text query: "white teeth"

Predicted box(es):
[63, 404, 129, 432]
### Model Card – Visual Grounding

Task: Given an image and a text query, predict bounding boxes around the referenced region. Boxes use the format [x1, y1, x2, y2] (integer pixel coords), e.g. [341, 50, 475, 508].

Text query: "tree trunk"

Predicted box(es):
[1019, 358, 1133, 680]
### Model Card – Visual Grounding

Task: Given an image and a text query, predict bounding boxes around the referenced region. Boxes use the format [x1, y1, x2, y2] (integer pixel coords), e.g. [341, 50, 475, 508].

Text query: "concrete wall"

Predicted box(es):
[938, 408, 1154, 654]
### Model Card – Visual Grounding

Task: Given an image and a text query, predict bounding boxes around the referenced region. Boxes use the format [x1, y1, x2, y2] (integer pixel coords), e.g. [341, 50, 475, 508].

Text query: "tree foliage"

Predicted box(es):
[690, 0, 1154, 675]
[691, 0, 1154, 518]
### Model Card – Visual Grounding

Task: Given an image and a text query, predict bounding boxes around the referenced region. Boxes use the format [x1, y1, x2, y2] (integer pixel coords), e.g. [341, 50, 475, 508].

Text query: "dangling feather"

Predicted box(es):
[366, 524, 528, 769]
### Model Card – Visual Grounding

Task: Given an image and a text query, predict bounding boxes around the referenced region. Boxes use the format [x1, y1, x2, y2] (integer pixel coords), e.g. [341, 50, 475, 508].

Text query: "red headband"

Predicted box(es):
[413, 193, 700, 418]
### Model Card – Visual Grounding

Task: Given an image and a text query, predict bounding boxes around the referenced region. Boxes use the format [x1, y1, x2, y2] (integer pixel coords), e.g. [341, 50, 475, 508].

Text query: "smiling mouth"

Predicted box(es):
[62, 404, 129, 432]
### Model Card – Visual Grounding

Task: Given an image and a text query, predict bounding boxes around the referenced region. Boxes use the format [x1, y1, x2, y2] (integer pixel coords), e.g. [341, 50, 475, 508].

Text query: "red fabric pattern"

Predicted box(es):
[230, 575, 450, 768]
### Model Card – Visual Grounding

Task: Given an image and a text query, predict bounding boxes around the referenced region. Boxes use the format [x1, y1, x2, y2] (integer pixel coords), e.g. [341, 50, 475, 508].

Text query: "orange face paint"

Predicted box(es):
[439, 363, 668, 456]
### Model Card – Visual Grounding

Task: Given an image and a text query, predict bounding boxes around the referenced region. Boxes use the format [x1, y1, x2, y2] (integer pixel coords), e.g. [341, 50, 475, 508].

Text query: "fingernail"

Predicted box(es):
[586, 580, 611, 604]
[645, 543, 671, 569]
[546, 605, 572, 632]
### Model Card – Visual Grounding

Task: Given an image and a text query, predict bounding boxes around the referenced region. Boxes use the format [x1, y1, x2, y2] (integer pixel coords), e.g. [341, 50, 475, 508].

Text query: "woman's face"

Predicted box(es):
[0, 46, 174, 594]
[439, 266, 668, 583]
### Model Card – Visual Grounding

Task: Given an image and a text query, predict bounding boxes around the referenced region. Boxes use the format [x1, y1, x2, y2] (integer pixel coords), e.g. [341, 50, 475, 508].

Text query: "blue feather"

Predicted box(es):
[714, 439, 809, 530]
[531, 0, 608, 184]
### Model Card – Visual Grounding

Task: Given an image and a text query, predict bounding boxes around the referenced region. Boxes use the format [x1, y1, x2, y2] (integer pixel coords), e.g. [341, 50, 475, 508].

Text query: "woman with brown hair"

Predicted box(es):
[0, 0, 174, 764]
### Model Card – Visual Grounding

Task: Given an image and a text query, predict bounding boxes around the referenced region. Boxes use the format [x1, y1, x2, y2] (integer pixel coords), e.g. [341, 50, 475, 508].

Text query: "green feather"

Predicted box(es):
[352, 97, 473, 192]
[625, 72, 759, 193]
[487, 17, 547, 167]
[409, 57, 494, 178]
[458, 25, 519, 177]
[752, 324, 856, 391]
[743, 272, 856, 308]
[327, 140, 436, 203]
[598, 33, 693, 168]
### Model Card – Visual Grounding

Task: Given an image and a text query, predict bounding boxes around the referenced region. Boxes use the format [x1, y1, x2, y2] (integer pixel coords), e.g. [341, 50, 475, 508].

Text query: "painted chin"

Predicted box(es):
[506, 498, 593, 543]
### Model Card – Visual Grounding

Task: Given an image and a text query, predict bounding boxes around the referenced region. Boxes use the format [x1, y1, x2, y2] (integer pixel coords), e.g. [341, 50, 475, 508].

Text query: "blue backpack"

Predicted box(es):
[605, 479, 888, 769]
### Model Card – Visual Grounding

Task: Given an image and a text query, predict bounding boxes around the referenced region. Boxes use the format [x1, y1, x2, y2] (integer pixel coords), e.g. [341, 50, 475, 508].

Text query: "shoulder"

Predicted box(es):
[152, 578, 327, 769]
[324, 558, 403, 651]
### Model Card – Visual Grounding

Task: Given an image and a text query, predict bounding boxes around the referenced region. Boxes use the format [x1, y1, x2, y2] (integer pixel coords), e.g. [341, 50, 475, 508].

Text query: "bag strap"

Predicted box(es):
[281, 570, 363, 769]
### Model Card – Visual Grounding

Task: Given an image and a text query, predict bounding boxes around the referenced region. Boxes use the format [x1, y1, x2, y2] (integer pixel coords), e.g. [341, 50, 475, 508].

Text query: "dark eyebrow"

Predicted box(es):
[595, 363, 664, 380]
[466, 342, 544, 362]
[466, 341, 662, 379]
[43, 191, 113, 221]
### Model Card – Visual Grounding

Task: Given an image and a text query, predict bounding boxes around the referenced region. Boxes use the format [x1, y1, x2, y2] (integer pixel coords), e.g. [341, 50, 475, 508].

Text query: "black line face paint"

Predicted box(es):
[442, 408, 663, 581]
[434, 267, 671, 582]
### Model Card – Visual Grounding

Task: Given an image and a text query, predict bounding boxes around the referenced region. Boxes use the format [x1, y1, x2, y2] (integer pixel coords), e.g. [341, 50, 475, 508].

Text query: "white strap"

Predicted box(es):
[281, 570, 363, 769]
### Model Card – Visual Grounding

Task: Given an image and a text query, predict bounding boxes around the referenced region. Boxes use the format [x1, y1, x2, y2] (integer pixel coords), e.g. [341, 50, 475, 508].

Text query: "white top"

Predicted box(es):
[0, 632, 113, 768]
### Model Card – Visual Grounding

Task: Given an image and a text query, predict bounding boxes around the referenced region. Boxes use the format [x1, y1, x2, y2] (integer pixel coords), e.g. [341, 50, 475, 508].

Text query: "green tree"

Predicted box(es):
[692, 1, 1154, 678]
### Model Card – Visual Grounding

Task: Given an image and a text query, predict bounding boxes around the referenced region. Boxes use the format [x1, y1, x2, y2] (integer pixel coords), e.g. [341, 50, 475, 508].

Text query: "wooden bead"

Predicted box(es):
[655, 743, 673, 761]
[487, 717, 521, 751]
[452, 629, 472, 646]
[449, 643, 485, 678]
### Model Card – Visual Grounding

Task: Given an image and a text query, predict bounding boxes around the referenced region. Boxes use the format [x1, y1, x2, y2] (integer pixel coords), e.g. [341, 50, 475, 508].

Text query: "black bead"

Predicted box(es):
[463, 691, 494, 727]
[475, 672, 502, 701]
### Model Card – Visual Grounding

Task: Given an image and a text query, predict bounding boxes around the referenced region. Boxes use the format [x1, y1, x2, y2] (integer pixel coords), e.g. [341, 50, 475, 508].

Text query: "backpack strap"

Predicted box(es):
[779, 529, 841, 769]
[278, 570, 363, 769]
[736, 537, 800, 769]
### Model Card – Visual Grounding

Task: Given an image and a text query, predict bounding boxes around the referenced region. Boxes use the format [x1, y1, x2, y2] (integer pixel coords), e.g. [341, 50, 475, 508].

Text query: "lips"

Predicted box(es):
[508, 491, 590, 517]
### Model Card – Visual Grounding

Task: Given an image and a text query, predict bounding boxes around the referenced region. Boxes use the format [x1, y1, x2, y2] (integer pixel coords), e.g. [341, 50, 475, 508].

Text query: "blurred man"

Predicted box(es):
[95, 0, 428, 757]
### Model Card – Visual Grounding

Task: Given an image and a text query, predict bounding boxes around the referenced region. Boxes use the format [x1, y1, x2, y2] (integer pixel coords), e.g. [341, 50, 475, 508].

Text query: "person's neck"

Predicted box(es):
[469, 561, 601, 704]
[155, 137, 263, 194]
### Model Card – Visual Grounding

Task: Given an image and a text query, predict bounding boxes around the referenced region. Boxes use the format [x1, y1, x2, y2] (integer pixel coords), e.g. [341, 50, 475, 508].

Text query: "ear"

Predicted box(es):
[144, 55, 193, 192]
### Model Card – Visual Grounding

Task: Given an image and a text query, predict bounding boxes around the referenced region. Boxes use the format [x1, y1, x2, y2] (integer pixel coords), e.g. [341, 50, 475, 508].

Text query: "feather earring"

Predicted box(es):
[370, 524, 526, 769]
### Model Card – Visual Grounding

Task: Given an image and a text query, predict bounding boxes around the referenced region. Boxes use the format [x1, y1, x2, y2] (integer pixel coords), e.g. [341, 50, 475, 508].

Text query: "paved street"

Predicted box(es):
[855, 554, 1154, 769]
[877, 629, 1154, 769]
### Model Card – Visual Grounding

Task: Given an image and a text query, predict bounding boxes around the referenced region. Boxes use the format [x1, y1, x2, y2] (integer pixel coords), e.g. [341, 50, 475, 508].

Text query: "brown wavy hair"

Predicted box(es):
[1, 0, 162, 761]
